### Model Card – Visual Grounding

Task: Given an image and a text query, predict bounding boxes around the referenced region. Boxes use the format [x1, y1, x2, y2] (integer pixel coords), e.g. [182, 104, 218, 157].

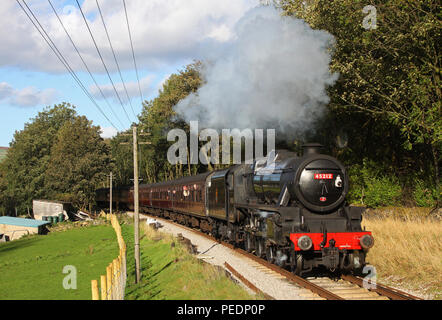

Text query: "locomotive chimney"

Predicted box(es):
[302, 143, 324, 156]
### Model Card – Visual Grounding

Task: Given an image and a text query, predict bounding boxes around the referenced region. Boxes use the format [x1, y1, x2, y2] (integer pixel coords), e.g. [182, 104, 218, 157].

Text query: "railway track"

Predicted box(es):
[134, 212, 421, 301]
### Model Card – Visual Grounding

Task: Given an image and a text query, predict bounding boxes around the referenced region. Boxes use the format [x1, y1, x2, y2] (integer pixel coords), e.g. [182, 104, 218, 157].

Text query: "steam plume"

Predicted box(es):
[175, 6, 338, 137]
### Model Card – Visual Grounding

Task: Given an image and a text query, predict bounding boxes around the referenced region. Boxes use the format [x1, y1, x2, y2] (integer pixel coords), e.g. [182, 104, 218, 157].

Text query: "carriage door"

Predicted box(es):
[207, 169, 229, 220]
[227, 171, 235, 223]
[149, 190, 152, 207]
[205, 173, 214, 216]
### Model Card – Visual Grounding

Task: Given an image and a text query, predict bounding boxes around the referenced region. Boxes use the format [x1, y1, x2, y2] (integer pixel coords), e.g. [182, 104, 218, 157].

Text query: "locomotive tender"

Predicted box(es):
[96, 144, 374, 275]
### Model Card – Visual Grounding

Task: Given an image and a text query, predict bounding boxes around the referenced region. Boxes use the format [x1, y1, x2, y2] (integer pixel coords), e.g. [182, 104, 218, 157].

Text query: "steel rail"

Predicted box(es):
[224, 262, 275, 300]
[341, 274, 422, 300]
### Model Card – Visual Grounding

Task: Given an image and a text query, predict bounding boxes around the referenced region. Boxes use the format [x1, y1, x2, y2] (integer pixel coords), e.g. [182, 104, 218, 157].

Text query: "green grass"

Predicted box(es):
[121, 221, 258, 300]
[0, 222, 119, 300]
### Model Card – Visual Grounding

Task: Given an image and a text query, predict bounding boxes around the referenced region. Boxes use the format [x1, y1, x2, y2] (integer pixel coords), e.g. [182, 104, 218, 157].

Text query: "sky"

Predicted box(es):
[0, 0, 259, 146]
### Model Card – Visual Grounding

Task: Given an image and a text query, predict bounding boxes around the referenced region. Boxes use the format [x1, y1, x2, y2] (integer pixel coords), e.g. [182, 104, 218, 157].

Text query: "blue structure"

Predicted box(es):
[0, 217, 50, 241]
[0, 216, 50, 228]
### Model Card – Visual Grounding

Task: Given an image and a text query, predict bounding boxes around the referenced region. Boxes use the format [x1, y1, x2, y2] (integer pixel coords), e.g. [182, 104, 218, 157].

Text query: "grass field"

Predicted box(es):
[0, 222, 119, 300]
[122, 220, 258, 300]
[362, 209, 442, 299]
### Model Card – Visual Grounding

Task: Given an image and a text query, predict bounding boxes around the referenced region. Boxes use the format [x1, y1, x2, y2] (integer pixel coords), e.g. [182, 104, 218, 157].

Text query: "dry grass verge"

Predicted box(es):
[362, 211, 441, 299]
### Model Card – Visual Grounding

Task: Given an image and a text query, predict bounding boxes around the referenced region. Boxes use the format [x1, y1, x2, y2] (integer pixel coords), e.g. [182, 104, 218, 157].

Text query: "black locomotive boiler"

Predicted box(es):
[96, 144, 374, 275]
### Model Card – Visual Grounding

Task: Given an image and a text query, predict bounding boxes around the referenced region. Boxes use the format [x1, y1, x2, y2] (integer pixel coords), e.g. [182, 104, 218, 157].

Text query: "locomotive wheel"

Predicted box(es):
[274, 250, 286, 267]
[244, 233, 255, 253]
[256, 238, 266, 258]
[289, 249, 303, 275]
[266, 246, 275, 263]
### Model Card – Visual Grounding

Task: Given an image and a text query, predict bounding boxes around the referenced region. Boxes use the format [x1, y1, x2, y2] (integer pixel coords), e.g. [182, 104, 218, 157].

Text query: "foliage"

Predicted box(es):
[0, 103, 111, 214]
[0, 148, 8, 163]
[0, 103, 77, 214]
[280, 0, 441, 207]
[109, 134, 134, 187]
[413, 179, 438, 207]
[348, 159, 402, 207]
[45, 116, 112, 209]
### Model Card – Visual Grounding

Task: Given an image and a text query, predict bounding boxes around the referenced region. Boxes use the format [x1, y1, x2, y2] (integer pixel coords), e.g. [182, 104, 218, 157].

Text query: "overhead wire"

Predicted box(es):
[122, 0, 145, 174]
[95, 0, 137, 121]
[122, 0, 144, 107]
[75, 0, 132, 126]
[46, 0, 125, 130]
[17, 0, 120, 130]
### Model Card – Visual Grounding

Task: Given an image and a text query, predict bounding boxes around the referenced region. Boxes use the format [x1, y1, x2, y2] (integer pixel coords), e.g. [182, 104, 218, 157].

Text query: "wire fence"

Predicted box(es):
[91, 214, 127, 300]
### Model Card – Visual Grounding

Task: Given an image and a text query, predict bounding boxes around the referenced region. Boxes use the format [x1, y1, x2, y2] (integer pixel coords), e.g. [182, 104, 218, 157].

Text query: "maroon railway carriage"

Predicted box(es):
[139, 173, 209, 219]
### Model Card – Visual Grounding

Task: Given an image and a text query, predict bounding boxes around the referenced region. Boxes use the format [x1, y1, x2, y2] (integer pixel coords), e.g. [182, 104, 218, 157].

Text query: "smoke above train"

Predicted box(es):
[175, 6, 338, 138]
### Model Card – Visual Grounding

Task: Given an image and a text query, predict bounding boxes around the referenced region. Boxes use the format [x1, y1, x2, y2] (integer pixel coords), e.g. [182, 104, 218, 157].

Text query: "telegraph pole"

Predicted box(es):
[120, 124, 150, 284]
[109, 172, 113, 215]
[132, 125, 141, 284]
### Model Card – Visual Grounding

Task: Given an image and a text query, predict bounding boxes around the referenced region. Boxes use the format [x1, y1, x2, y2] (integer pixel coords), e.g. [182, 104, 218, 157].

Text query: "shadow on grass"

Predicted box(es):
[122, 223, 180, 300]
[150, 260, 175, 278]
[0, 236, 41, 255]
[126, 254, 163, 300]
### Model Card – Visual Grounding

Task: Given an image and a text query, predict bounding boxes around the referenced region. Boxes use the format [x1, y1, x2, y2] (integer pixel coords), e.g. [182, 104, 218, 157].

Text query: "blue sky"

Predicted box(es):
[0, 0, 257, 146]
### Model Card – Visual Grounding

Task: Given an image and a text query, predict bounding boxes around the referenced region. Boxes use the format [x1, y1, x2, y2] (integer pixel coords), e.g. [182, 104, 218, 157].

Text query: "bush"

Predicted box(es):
[363, 175, 402, 208]
[348, 159, 402, 208]
[413, 179, 438, 207]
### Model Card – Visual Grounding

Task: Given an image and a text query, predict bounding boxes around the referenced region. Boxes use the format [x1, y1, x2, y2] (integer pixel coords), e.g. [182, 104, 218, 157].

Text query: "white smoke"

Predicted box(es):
[175, 6, 338, 137]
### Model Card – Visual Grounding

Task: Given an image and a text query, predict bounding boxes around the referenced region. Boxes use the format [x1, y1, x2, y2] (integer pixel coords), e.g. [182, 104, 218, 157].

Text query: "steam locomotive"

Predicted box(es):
[96, 143, 374, 275]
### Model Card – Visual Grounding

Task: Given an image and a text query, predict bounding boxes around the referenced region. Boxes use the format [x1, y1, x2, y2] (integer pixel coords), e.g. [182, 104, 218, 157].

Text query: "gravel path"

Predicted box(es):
[126, 212, 323, 300]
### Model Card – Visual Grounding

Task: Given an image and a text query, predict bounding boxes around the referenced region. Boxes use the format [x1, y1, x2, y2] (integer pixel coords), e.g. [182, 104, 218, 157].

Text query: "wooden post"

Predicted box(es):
[107, 264, 113, 300]
[100, 275, 107, 300]
[91, 280, 99, 300]
[133, 125, 141, 283]
[113, 259, 118, 299]
[119, 255, 123, 299]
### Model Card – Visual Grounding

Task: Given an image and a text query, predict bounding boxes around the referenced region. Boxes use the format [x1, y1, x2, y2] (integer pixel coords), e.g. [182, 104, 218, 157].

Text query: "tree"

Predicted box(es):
[109, 133, 134, 187]
[0, 103, 77, 214]
[136, 62, 203, 183]
[280, 0, 441, 205]
[0, 103, 112, 214]
[45, 116, 111, 209]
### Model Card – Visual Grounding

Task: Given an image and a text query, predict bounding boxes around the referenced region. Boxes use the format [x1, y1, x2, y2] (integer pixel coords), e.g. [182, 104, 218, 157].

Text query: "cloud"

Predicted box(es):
[0, 82, 57, 107]
[1, 0, 258, 73]
[90, 75, 156, 104]
[99, 126, 118, 139]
